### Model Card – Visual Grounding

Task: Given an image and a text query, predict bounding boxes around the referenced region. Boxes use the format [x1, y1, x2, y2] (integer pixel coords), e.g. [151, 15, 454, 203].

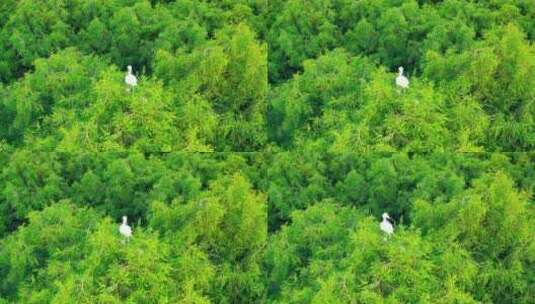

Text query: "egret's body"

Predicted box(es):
[125, 65, 138, 88]
[395, 67, 409, 89]
[119, 216, 132, 241]
[380, 212, 394, 235]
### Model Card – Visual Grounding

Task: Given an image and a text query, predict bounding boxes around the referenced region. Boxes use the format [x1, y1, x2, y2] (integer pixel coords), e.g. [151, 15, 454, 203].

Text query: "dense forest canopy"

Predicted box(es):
[0, 0, 267, 152]
[268, 0, 535, 151]
[0, 0, 534, 303]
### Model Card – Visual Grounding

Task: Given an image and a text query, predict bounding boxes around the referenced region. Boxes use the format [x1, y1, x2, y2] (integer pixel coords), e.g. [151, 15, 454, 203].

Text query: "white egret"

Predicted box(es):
[380, 212, 394, 236]
[395, 66, 409, 89]
[125, 65, 138, 90]
[119, 215, 132, 242]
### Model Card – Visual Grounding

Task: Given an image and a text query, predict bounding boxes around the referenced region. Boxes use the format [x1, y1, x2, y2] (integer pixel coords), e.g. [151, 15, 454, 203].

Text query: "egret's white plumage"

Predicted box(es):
[125, 65, 138, 88]
[380, 212, 394, 235]
[119, 216, 132, 240]
[395, 66, 409, 89]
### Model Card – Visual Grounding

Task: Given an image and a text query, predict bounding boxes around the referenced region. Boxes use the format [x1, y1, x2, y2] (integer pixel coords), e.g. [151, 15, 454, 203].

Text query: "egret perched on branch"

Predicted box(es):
[395, 66, 409, 89]
[380, 212, 394, 236]
[125, 65, 138, 90]
[119, 216, 132, 243]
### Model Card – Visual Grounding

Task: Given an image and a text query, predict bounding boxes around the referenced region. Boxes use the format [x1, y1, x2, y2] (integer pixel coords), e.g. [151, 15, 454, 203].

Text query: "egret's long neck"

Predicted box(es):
[123, 218, 127, 224]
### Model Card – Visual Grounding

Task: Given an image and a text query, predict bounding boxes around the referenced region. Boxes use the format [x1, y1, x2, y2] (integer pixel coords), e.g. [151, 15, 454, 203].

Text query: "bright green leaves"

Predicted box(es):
[269, 50, 372, 148]
[265, 204, 481, 303]
[346, 69, 448, 152]
[154, 23, 267, 151]
[60, 219, 177, 303]
[0, 0, 266, 152]
[1, 48, 107, 145]
[0, 151, 533, 303]
[0, 202, 100, 302]
[203, 174, 266, 261]
[270, 21, 533, 152]
[0, 25, 267, 152]
[424, 24, 535, 150]
[2, 0, 531, 153]
[149, 172, 267, 302]
[268, 0, 534, 152]
[348, 219, 437, 303]
[0, 1, 534, 304]
[412, 172, 534, 302]
[197, 24, 267, 151]
[264, 152, 534, 302]
[269, 50, 450, 152]
[88, 70, 177, 152]
[0, 155, 269, 303]
[265, 203, 359, 302]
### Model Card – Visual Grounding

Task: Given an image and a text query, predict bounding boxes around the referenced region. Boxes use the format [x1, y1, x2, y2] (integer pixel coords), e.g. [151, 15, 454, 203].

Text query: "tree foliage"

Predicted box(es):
[1, 0, 534, 303]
